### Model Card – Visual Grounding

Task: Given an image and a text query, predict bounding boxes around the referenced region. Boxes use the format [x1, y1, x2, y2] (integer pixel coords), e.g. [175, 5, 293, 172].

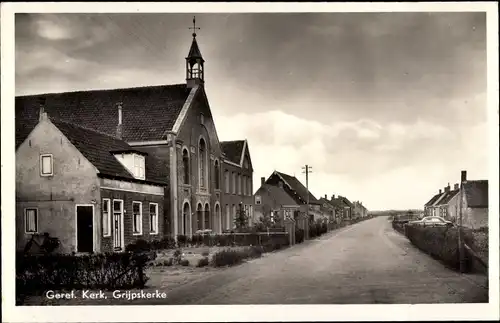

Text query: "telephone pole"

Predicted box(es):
[302, 165, 312, 220]
[458, 172, 466, 273]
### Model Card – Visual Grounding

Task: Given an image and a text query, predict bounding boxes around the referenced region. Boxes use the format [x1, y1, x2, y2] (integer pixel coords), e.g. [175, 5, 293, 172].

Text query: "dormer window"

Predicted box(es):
[113, 151, 146, 180]
[133, 154, 145, 180]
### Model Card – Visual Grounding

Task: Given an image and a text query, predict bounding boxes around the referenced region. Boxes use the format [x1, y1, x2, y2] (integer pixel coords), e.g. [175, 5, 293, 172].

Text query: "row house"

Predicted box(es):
[331, 195, 354, 220]
[253, 177, 301, 226]
[318, 195, 336, 223]
[423, 170, 489, 229]
[16, 112, 167, 253]
[255, 171, 321, 223]
[15, 24, 254, 245]
[352, 201, 368, 218]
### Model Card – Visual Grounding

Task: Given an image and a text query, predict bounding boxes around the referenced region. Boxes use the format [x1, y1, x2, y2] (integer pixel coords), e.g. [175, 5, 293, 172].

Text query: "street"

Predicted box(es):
[164, 216, 488, 304]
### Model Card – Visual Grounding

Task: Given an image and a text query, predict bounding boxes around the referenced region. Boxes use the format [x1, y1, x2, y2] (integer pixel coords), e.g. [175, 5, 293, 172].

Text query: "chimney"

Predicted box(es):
[439, 189, 442, 194]
[461, 170, 467, 183]
[331, 194, 335, 200]
[261, 177, 265, 186]
[325, 194, 327, 199]
[116, 102, 123, 139]
[454, 183, 459, 190]
[38, 97, 47, 121]
[445, 183, 450, 192]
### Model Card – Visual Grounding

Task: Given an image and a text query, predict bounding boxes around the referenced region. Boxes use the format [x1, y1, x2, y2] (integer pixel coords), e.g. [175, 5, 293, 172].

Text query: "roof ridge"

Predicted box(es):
[16, 83, 187, 98]
[50, 117, 128, 143]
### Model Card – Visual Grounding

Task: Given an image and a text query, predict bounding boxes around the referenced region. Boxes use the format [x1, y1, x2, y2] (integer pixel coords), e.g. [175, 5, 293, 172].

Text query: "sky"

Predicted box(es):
[15, 12, 488, 210]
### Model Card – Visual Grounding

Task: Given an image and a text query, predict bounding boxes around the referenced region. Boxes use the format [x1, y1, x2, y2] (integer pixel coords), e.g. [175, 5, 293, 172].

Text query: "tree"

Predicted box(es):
[234, 206, 248, 230]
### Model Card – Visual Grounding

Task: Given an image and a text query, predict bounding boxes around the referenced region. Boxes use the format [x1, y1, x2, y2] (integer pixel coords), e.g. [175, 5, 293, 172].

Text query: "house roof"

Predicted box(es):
[464, 180, 488, 208]
[15, 84, 191, 148]
[430, 192, 447, 207]
[221, 140, 245, 164]
[258, 184, 299, 207]
[424, 193, 442, 207]
[274, 171, 320, 205]
[50, 118, 168, 185]
[436, 189, 459, 206]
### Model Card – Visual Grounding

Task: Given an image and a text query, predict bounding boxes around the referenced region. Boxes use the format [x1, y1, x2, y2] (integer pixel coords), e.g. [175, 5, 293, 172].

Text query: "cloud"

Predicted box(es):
[35, 19, 73, 40]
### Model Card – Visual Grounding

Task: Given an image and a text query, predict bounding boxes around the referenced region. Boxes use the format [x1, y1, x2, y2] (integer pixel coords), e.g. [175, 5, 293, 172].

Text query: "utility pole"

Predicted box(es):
[302, 165, 312, 221]
[458, 173, 466, 273]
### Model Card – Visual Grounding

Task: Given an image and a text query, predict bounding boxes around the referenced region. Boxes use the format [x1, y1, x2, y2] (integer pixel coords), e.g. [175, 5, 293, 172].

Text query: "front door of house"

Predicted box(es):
[76, 205, 94, 253]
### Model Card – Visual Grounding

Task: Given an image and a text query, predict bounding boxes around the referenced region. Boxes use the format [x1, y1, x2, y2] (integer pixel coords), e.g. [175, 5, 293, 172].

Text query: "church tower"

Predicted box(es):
[186, 16, 205, 88]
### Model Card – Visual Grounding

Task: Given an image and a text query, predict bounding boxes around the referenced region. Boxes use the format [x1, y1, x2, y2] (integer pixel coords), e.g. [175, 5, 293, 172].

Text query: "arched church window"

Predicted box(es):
[182, 149, 190, 184]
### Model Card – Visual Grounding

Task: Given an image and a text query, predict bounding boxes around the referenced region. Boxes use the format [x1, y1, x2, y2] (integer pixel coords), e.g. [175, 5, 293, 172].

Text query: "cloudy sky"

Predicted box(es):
[15, 12, 488, 210]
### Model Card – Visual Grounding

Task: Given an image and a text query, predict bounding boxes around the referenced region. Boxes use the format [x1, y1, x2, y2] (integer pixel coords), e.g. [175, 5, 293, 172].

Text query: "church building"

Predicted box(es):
[15, 17, 254, 251]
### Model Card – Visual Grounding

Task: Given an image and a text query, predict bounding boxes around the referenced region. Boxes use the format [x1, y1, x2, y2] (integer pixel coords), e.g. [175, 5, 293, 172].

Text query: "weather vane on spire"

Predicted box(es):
[189, 16, 200, 38]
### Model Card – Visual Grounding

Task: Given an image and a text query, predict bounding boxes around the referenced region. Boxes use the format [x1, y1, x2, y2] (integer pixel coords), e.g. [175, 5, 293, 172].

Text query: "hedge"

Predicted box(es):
[405, 225, 474, 271]
[16, 251, 155, 304]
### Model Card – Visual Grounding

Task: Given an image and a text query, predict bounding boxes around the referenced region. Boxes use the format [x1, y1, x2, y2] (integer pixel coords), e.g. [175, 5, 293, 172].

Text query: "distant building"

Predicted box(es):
[318, 195, 335, 222]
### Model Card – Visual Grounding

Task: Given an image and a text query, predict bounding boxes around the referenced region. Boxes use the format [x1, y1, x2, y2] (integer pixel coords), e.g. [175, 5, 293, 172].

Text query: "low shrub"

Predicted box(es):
[196, 257, 209, 267]
[180, 259, 190, 266]
[16, 251, 155, 304]
[211, 249, 245, 267]
[201, 250, 210, 257]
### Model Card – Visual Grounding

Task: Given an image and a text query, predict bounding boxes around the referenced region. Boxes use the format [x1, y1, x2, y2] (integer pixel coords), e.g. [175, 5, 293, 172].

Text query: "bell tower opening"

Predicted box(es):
[186, 16, 205, 88]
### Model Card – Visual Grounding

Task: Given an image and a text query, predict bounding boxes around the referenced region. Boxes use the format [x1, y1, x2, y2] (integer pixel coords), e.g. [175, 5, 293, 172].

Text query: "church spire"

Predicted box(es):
[186, 16, 205, 88]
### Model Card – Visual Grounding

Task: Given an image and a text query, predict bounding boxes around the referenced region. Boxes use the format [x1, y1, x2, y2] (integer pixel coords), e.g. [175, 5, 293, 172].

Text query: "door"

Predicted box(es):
[112, 200, 124, 251]
[77, 205, 94, 253]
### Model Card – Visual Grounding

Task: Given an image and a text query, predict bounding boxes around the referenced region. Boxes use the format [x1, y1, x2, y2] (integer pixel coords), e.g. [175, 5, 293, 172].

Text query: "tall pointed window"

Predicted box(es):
[182, 148, 190, 184]
[199, 138, 207, 189]
[214, 160, 220, 190]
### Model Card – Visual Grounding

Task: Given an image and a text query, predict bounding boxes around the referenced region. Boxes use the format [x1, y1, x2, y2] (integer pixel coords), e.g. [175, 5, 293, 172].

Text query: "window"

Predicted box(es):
[243, 158, 249, 169]
[248, 177, 252, 196]
[113, 200, 124, 250]
[238, 174, 241, 195]
[25, 208, 38, 233]
[149, 203, 158, 234]
[182, 149, 190, 184]
[102, 199, 111, 237]
[224, 170, 229, 194]
[214, 160, 220, 190]
[132, 202, 142, 235]
[40, 154, 53, 176]
[225, 204, 230, 229]
[133, 154, 145, 180]
[242, 176, 246, 196]
[199, 138, 207, 188]
[200, 113, 205, 124]
[232, 205, 236, 228]
[232, 172, 236, 194]
[255, 195, 262, 205]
